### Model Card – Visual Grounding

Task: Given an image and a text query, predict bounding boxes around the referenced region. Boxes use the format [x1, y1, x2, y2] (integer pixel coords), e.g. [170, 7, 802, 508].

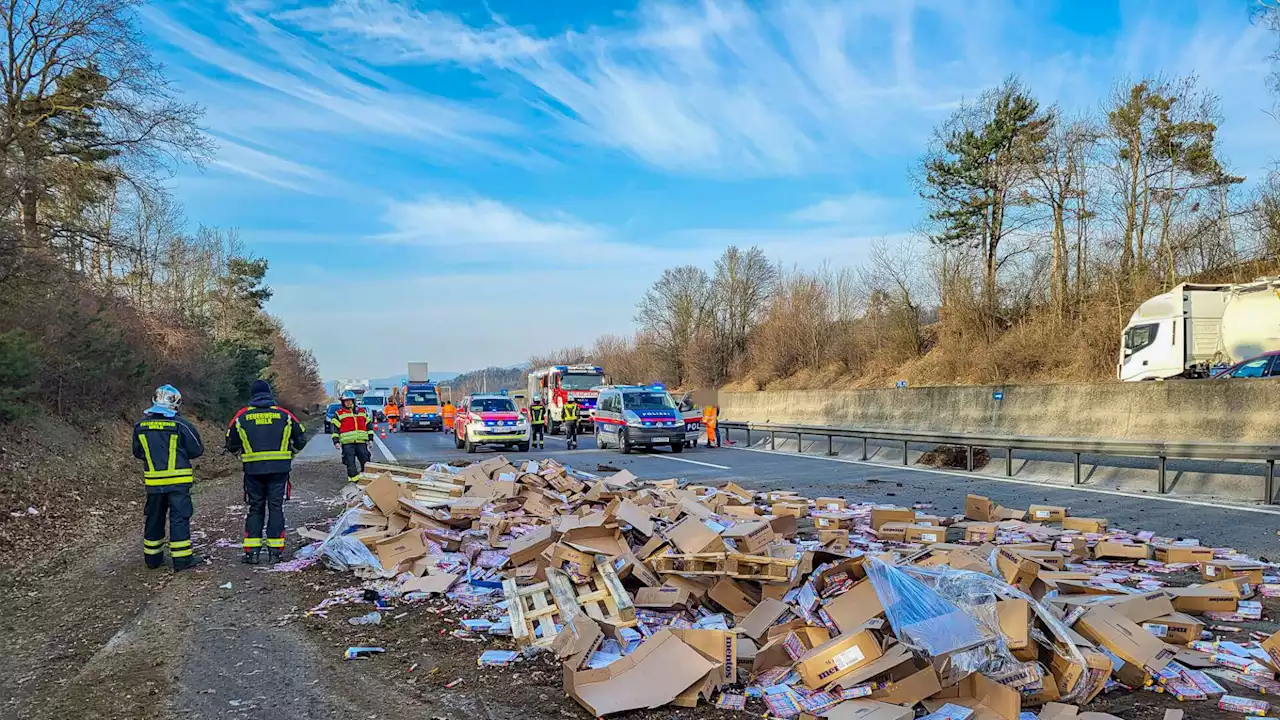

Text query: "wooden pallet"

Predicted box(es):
[725, 552, 798, 583]
[650, 552, 728, 577]
[549, 555, 637, 628]
[503, 575, 582, 648]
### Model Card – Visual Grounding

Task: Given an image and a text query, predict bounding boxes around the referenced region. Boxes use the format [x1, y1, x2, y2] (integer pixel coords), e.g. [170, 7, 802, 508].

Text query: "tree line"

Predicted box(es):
[0, 0, 323, 422]
[533, 67, 1280, 388]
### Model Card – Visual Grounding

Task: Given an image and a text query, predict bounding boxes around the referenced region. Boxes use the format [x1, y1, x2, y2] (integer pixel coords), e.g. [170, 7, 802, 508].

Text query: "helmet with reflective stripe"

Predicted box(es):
[153, 384, 182, 411]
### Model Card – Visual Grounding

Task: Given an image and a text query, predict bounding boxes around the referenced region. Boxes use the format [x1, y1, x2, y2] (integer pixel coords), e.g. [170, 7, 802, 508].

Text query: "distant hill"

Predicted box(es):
[442, 366, 527, 397]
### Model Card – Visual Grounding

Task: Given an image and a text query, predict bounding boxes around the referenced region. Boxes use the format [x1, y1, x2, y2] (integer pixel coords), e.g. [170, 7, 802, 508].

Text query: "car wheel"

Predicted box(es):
[465, 438, 477, 454]
[619, 429, 631, 455]
[671, 441, 684, 453]
[595, 428, 606, 449]
[454, 432, 464, 449]
[518, 441, 530, 452]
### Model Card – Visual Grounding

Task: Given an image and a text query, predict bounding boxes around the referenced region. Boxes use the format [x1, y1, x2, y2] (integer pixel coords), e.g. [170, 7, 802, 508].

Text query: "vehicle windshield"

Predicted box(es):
[1123, 323, 1158, 354]
[561, 373, 603, 390]
[622, 391, 676, 410]
[326, 403, 341, 414]
[406, 392, 439, 405]
[362, 396, 385, 407]
[472, 398, 516, 412]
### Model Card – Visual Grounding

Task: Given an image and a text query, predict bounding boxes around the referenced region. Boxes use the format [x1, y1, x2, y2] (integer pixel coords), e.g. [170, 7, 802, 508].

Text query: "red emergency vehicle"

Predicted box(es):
[527, 364, 604, 433]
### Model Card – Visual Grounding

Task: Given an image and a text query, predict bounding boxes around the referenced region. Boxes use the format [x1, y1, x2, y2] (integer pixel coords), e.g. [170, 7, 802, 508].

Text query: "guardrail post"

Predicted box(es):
[1005, 448, 1013, 476]
[966, 445, 973, 472]
[1158, 456, 1167, 494]
[745, 427, 751, 446]
[1073, 453, 1081, 485]
[1267, 460, 1275, 505]
[902, 440, 908, 466]
[796, 432, 803, 453]
[827, 435, 834, 457]
[861, 437, 868, 461]
[769, 431, 775, 451]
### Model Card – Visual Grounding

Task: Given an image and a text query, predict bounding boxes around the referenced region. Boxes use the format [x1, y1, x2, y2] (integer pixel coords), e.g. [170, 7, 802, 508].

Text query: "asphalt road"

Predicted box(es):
[368, 424, 1280, 559]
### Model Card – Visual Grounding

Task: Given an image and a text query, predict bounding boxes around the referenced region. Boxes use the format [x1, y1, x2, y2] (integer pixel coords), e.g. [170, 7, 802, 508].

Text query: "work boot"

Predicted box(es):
[173, 555, 203, 572]
[267, 548, 283, 565]
[145, 557, 165, 570]
[242, 549, 261, 565]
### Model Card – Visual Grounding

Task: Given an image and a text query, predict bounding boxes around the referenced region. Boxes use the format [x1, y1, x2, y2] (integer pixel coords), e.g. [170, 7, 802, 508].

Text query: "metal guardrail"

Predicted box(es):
[718, 421, 1280, 504]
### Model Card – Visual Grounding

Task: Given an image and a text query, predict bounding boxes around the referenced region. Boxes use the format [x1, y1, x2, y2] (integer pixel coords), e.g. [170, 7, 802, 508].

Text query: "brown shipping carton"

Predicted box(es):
[374, 529, 426, 569]
[1152, 545, 1214, 564]
[822, 579, 885, 634]
[997, 548, 1040, 592]
[870, 665, 942, 706]
[1074, 606, 1175, 676]
[830, 644, 914, 690]
[669, 628, 737, 687]
[563, 629, 718, 717]
[1200, 576, 1254, 599]
[803, 699, 913, 720]
[635, 586, 698, 610]
[363, 472, 404, 515]
[997, 599, 1031, 650]
[795, 629, 884, 689]
[723, 521, 776, 554]
[816, 497, 848, 512]
[1261, 630, 1280, 670]
[665, 516, 724, 554]
[1141, 613, 1204, 646]
[739, 598, 793, 641]
[508, 525, 556, 567]
[1201, 560, 1264, 586]
[1107, 591, 1175, 624]
[1028, 505, 1067, 522]
[1093, 541, 1149, 560]
[925, 671, 1021, 720]
[1061, 517, 1108, 534]
[1167, 586, 1238, 614]
[813, 514, 852, 531]
[769, 513, 799, 539]
[965, 494, 996, 521]
[772, 501, 809, 518]
[708, 578, 759, 618]
[903, 524, 945, 544]
[870, 507, 915, 530]
[964, 523, 999, 542]
[874, 522, 908, 543]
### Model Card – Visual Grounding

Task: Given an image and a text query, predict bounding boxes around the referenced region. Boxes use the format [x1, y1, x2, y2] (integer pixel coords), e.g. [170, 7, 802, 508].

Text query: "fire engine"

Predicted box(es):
[527, 364, 605, 433]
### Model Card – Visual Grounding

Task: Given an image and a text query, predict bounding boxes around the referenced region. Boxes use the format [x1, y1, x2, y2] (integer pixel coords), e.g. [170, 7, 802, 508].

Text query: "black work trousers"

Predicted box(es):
[144, 486, 193, 567]
[564, 420, 578, 447]
[341, 442, 371, 480]
[244, 472, 288, 552]
[531, 425, 545, 447]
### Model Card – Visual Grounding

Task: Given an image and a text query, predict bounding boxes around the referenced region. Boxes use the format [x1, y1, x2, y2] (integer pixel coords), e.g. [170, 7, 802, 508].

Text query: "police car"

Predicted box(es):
[592, 384, 685, 454]
[453, 392, 531, 453]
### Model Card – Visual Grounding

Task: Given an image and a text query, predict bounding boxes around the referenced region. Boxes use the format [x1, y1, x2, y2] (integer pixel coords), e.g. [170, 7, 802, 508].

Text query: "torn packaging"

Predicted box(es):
[871, 664, 942, 706]
[665, 516, 725, 554]
[507, 525, 556, 567]
[708, 577, 759, 618]
[373, 529, 426, 569]
[831, 643, 914, 689]
[670, 628, 737, 686]
[613, 501, 655, 536]
[563, 629, 718, 716]
[634, 586, 697, 610]
[739, 598, 793, 641]
[823, 579, 885, 634]
[802, 699, 913, 720]
[1074, 606, 1175, 678]
[723, 520, 776, 554]
[924, 671, 1021, 720]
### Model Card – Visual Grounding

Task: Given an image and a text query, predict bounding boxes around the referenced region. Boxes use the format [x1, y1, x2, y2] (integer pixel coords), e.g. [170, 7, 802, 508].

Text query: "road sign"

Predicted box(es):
[993, 390, 1004, 401]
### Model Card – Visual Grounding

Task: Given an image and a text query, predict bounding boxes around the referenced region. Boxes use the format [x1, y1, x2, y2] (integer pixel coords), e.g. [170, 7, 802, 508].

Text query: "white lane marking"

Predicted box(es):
[728, 446, 1280, 516]
[644, 454, 731, 470]
[371, 431, 397, 463]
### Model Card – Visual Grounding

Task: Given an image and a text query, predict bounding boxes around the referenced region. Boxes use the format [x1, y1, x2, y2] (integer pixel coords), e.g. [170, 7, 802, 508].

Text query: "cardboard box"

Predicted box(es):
[803, 699, 912, 720]
[870, 665, 942, 706]
[795, 629, 884, 689]
[819, 529, 850, 552]
[1152, 545, 1214, 564]
[1093, 541, 1149, 560]
[669, 628, 737, 688]
[723, 520, 776, 554]
[772, 501, 809, 518]
[1074, 606, 1175, 677]
[830, 643, 913, 690]
[1201, 560, 1264, 586]
[1011, 549, 1065, 570]
[903, 524, 944, 544]
[1261, 630, 1280, 670]
[1200, 576, 1254, 599]
[635, 586, 698, 610]
[373, 529, 426, 569]
[1107, 591, 1175, 623]
[964, 494, 1025, 522]
[739, 598, 793, 641]
[508, 525, 556, 567]
[816, 497, 848, 512]
[870, 507, 915, 530]
[769, 513, 798, 539]
[665, 516, 724, 554]
[1061, 517, 1108, 534]
[822, 580, 885, 634]
[963, 523, 999, 542]
[924, 671, 1021, 720]
[997, 599, 1030, 650]
[1142, 612, 1204, 646]
[449, 497, 485, 520]
[563, 630, 718, 716]
[996, 548, 1040, 592]
[1028, 505, 1067, 522]
[708, 578, 759, 618]
[363, 472, 405, 515]
[873, 522, 908, 542]
[813, 513, 852, 531]
[1166, 586, 1238, 614]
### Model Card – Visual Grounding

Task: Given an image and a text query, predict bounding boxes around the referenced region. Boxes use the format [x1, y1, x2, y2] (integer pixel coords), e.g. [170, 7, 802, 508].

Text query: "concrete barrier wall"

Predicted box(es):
[719, 382, 1280, 443]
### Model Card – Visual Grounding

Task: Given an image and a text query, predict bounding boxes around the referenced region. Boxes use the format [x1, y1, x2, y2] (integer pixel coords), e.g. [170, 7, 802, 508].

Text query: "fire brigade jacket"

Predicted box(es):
[331, 406, 373, 445]
[225, 393, 308, 475]
[529, 403, 547, 424]
[132, 412, 205, 488]
[563, 403, 580, 422]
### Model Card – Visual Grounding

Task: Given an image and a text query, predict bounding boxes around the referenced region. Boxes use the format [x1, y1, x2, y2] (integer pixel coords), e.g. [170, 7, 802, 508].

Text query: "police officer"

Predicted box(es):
[226, 379, 308, 564]
[562, 397, 580, 450]
[332, 390, 373, 482]
[132, 385, 205, 571]
[529, 394, 547, 449]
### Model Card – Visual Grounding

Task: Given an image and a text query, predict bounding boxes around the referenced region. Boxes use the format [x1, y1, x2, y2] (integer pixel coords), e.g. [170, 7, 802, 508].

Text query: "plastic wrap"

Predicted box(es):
[307, 507, 387, 573]
[865, 556, 1089, 699]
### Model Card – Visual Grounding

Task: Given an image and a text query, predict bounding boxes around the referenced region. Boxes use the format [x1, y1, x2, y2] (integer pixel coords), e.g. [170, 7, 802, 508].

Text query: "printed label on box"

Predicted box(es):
[832, 645, 866, 670]
[1142, 623, 1169, 638]
[921, 532, 938, 543]
[1035, 510, 1050, 518]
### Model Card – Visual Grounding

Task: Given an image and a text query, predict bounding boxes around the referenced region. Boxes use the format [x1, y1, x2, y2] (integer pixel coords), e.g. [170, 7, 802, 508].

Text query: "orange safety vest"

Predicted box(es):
[702, 406, 718, 443]
[332, 407, 372, 444]
[442, 403, 456, 428]
[384, 402, 399, 418]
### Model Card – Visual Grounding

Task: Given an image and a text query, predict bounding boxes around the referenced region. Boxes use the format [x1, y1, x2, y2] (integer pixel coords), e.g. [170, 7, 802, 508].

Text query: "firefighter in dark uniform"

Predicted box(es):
[332, 390, 373, 482]
[225, 379, 308, 564]
[563, 397, 580, 450]
[132, 384, 205, 571]
[529, 395, 547, 449]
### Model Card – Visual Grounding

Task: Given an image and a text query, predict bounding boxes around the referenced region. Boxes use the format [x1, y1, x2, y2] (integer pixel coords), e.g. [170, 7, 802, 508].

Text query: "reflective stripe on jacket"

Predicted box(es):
[332, 407, 372, 444]
[132, 413, 205, 486]
[529, 404, 547, 424]
[563, 404, 579, 422]
[226, 397, 308, 475]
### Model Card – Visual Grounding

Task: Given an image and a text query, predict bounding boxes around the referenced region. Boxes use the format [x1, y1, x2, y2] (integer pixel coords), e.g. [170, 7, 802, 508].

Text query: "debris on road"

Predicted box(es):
[343, 646, 385, 660]
[296, 458, 1280, 718]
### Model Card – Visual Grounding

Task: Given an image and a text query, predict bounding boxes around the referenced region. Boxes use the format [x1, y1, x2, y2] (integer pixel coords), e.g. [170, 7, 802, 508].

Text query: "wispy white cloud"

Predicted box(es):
[209, 137, 335, 194]
[790, 193, 901, 227]
[374, 196, 604, 247]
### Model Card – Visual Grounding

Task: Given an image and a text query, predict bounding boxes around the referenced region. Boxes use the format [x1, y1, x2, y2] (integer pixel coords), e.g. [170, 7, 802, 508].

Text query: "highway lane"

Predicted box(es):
[373, 424, 1280, 557]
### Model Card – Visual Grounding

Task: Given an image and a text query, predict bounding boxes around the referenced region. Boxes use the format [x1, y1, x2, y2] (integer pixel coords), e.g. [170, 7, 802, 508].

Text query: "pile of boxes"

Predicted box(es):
[312, 458, 1280, 719]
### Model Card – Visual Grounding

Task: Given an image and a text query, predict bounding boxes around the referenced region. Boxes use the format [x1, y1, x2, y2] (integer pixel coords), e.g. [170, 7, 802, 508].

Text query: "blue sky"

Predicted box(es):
[141, 0, 1277, 378]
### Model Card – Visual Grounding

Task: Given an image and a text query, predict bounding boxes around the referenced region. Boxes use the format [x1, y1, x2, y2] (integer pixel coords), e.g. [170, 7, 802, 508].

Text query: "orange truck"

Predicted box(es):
[396, 382, 444, 432]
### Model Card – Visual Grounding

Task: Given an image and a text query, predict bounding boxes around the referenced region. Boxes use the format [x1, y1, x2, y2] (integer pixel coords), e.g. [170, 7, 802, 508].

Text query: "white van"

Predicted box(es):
[593, 385, 685, 454]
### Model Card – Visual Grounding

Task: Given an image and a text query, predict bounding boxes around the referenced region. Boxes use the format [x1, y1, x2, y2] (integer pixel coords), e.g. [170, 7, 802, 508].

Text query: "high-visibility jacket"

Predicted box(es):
[384, 402, 400, 419]
[132, 412, 205, 488]
[703, 406, 718, 443]
[442, 403, 456, 428]
[529, 403, 547, 424]
[225, 394, 308, 475]
[563, 403, 580, 422]
[331, 406, 373, 445]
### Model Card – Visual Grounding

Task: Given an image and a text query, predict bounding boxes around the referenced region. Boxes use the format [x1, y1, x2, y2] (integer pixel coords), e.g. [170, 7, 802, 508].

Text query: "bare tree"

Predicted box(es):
[707, 246, 775, 384]
[635, 265, 713, 385]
